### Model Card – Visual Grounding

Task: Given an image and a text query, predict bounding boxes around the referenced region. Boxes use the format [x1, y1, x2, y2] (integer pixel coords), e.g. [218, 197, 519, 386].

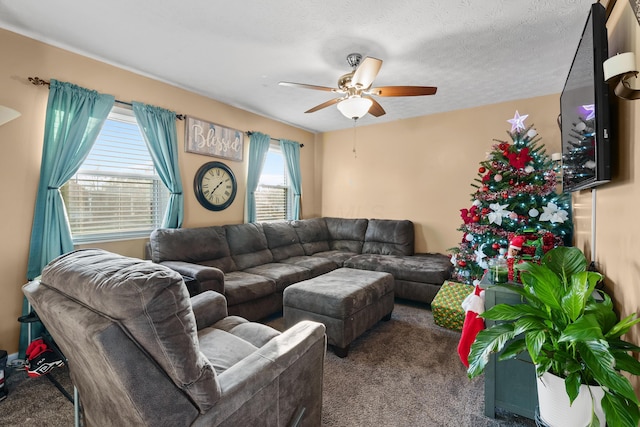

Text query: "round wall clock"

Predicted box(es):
[193, 161, 237, 211]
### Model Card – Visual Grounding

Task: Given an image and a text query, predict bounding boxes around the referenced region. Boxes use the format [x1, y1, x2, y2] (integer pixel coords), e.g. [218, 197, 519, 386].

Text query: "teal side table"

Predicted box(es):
[483, 284, 538, 419]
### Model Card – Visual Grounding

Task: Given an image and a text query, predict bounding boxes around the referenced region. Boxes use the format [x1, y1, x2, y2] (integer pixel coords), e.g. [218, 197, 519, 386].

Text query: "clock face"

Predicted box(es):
[194, 162, 237, 211]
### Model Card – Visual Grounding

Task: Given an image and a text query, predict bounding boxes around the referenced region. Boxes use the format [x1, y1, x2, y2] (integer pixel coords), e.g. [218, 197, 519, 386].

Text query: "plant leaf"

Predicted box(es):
[562, 271, 601, 321]
[516, 262, 564, 310]
[609, 338, 640, 352]
[525, 330, 546, 364]
[586, 299, 618, 333]
[541, 246, 588, 282]
[480, 303, 541, 321]
[578, 341, 640, 405]
[605, 313, 640, 340]
[497, 338, 526, 361]
[564, 372, 581, 404]
[601, 391, 640, 427]
[494, 282, 544, 307]
[536, 359, 552, 376]
[467, 323, 516, 378]
[514, 316, 548, 333]
[613, 351, 640, 376]
[559, 314, 604, 343]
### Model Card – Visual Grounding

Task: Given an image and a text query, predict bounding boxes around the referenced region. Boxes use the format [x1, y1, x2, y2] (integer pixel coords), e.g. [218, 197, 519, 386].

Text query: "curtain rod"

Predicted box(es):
[28, 77, 185, 120]
[246, 131, 304, 148]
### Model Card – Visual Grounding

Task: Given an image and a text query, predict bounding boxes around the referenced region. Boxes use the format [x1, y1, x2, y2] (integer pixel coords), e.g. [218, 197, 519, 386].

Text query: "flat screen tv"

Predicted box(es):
[560, 2, 611, 192]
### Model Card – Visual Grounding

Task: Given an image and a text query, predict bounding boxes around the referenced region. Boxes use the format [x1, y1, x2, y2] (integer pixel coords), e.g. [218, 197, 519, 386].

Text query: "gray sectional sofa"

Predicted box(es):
[149, 217, 452, 321]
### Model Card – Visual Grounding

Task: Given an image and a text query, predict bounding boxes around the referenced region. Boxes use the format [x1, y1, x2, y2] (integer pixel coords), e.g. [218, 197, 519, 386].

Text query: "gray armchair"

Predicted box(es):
[23, 249, 326, 427]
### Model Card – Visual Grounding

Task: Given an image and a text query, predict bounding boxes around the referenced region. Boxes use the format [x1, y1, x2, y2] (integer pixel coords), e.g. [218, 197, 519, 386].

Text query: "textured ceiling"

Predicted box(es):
[0, 0, 597, 133]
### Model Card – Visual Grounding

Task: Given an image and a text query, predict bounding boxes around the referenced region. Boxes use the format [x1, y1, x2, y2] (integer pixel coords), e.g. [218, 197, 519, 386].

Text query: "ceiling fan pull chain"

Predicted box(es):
[352, 118, 358, 159]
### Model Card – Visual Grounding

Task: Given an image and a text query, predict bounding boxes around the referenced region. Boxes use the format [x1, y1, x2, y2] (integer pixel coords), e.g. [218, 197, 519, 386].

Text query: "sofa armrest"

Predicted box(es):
[191, 291, 228, 330]
[159, 261, 225, 295]
[199, 320, 326, 426]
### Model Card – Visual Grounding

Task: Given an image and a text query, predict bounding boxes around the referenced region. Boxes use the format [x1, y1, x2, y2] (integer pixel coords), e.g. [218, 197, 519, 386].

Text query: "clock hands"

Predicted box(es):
[212, 180, 225, 193]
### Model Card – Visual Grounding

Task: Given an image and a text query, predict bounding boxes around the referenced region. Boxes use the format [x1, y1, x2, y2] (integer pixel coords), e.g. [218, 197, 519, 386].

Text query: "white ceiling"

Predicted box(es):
[0, 0, 597, 133]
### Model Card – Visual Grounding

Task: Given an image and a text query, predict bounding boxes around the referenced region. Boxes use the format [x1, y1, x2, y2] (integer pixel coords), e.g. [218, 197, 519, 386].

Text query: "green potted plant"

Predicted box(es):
[467, 246, 640, 427]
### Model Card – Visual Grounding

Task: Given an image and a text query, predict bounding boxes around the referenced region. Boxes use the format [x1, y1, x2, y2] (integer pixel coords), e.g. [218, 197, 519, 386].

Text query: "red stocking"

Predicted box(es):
[457, 285, 485, 367]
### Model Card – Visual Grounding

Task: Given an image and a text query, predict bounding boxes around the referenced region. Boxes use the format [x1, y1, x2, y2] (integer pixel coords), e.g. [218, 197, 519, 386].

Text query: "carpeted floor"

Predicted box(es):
[0, 301, 535, 426]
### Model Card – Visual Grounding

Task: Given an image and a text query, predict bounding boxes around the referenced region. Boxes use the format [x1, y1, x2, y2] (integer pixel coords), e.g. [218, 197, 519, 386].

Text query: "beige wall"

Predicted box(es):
[3, 5, 640, 400]
[319, 95, 563, 254]
[0, 28, 317, 354]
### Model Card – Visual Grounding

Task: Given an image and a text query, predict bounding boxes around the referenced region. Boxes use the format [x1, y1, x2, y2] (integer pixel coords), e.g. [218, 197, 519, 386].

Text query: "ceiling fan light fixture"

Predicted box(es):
[337, 96, 372, 120]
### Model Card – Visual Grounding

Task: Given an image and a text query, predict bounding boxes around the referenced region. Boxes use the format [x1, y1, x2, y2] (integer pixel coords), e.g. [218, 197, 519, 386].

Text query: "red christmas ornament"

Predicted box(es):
[481, 186, 489, 192]
[492, 243, 500, 250]
[481, 208, 489, 215]
[509, 179, 515, 185]
[499, 143, 509, 151]
[502, 150, 509, 157]
[502, 191, 508, 199]
[479, 166, 486, 173]
[472, 215, 480, 222]
[458, 260, 467, 267]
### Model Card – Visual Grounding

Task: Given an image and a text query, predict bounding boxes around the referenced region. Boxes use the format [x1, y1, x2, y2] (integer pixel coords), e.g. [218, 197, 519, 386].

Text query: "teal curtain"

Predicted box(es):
[245, 132, 271, 223]
[280, 139, 302, 220]
[23, 80, 114, 356]
[132, 102, 183, 228]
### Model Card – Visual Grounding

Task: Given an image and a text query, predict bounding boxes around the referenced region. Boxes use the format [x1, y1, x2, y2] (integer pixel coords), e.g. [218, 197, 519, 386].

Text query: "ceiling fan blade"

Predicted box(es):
[279, 81, 336, 92]
[364, 96, 386, 117]
[369, 86, 438, 97]
[352, 57, 383, 89]
[305, 97, 342, 113]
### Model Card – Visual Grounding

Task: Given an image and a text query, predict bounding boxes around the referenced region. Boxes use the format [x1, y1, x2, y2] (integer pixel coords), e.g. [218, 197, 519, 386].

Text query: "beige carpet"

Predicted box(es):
[0, 301, 534, 426]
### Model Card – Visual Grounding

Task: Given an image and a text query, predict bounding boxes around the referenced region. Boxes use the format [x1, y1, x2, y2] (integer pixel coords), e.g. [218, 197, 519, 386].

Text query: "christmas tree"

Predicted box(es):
[450, 111, 572, 285]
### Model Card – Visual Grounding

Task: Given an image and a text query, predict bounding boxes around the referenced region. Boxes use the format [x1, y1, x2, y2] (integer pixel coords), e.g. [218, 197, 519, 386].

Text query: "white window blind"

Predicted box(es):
[62, 106, 169, 243]
[255, 144, 291, 222]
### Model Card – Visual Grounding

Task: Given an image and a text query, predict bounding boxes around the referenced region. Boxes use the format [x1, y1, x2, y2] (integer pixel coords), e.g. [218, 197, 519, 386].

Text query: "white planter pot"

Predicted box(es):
[536, 371, 605, 427]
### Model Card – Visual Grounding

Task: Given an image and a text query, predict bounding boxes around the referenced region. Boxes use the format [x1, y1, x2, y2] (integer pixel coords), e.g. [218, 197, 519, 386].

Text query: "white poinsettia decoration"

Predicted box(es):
[539, 202, 569, 223]
[487, 203, 511, 226]
[475, 244, 488, 269]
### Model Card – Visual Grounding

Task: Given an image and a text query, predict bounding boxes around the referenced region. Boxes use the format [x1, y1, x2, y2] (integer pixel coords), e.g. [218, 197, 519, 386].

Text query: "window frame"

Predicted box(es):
[254, 143, 293, 222]
[61, 106, 169, 244]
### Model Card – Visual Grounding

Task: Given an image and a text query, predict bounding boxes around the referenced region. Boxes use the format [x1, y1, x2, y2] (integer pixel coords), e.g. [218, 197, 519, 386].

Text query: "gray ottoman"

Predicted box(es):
[283, 268, 394, 357]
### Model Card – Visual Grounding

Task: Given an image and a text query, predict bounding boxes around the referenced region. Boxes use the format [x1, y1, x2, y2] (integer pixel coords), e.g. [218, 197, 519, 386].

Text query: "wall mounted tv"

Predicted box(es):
[560, 2, 611, 192]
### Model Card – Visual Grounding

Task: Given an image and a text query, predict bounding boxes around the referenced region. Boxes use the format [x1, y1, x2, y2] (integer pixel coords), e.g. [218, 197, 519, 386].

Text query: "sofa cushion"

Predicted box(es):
[40, 249, 221, 412]
[344, 253, 452, 284]
[223, 271, 277, 306]
[262, 221, 305, 261]
[362, 219, 415, 256]
[150, 226, 237, 272]
[291, 218, 330, 255]
[211, 315, 281, 348]
[324, 217, 368, 253]
[312, 251, 359, 266]
[225, 223, 274, 270]
[198, 328, 258, 375]
[244, 263, 311, 292]
[279, 256, 338, 277]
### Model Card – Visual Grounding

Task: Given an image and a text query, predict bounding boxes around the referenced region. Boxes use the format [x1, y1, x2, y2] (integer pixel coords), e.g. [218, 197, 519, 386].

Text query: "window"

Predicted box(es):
[61, 106, 169, 243]
[255, 144, 291, 222]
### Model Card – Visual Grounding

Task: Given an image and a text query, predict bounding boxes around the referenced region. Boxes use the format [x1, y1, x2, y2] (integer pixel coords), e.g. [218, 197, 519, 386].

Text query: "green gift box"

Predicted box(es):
[432, 281, 474, 332]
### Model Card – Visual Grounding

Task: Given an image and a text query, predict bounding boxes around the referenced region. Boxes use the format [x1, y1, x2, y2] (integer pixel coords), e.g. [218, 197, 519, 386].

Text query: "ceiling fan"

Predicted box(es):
[279, 53, 437, 120]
